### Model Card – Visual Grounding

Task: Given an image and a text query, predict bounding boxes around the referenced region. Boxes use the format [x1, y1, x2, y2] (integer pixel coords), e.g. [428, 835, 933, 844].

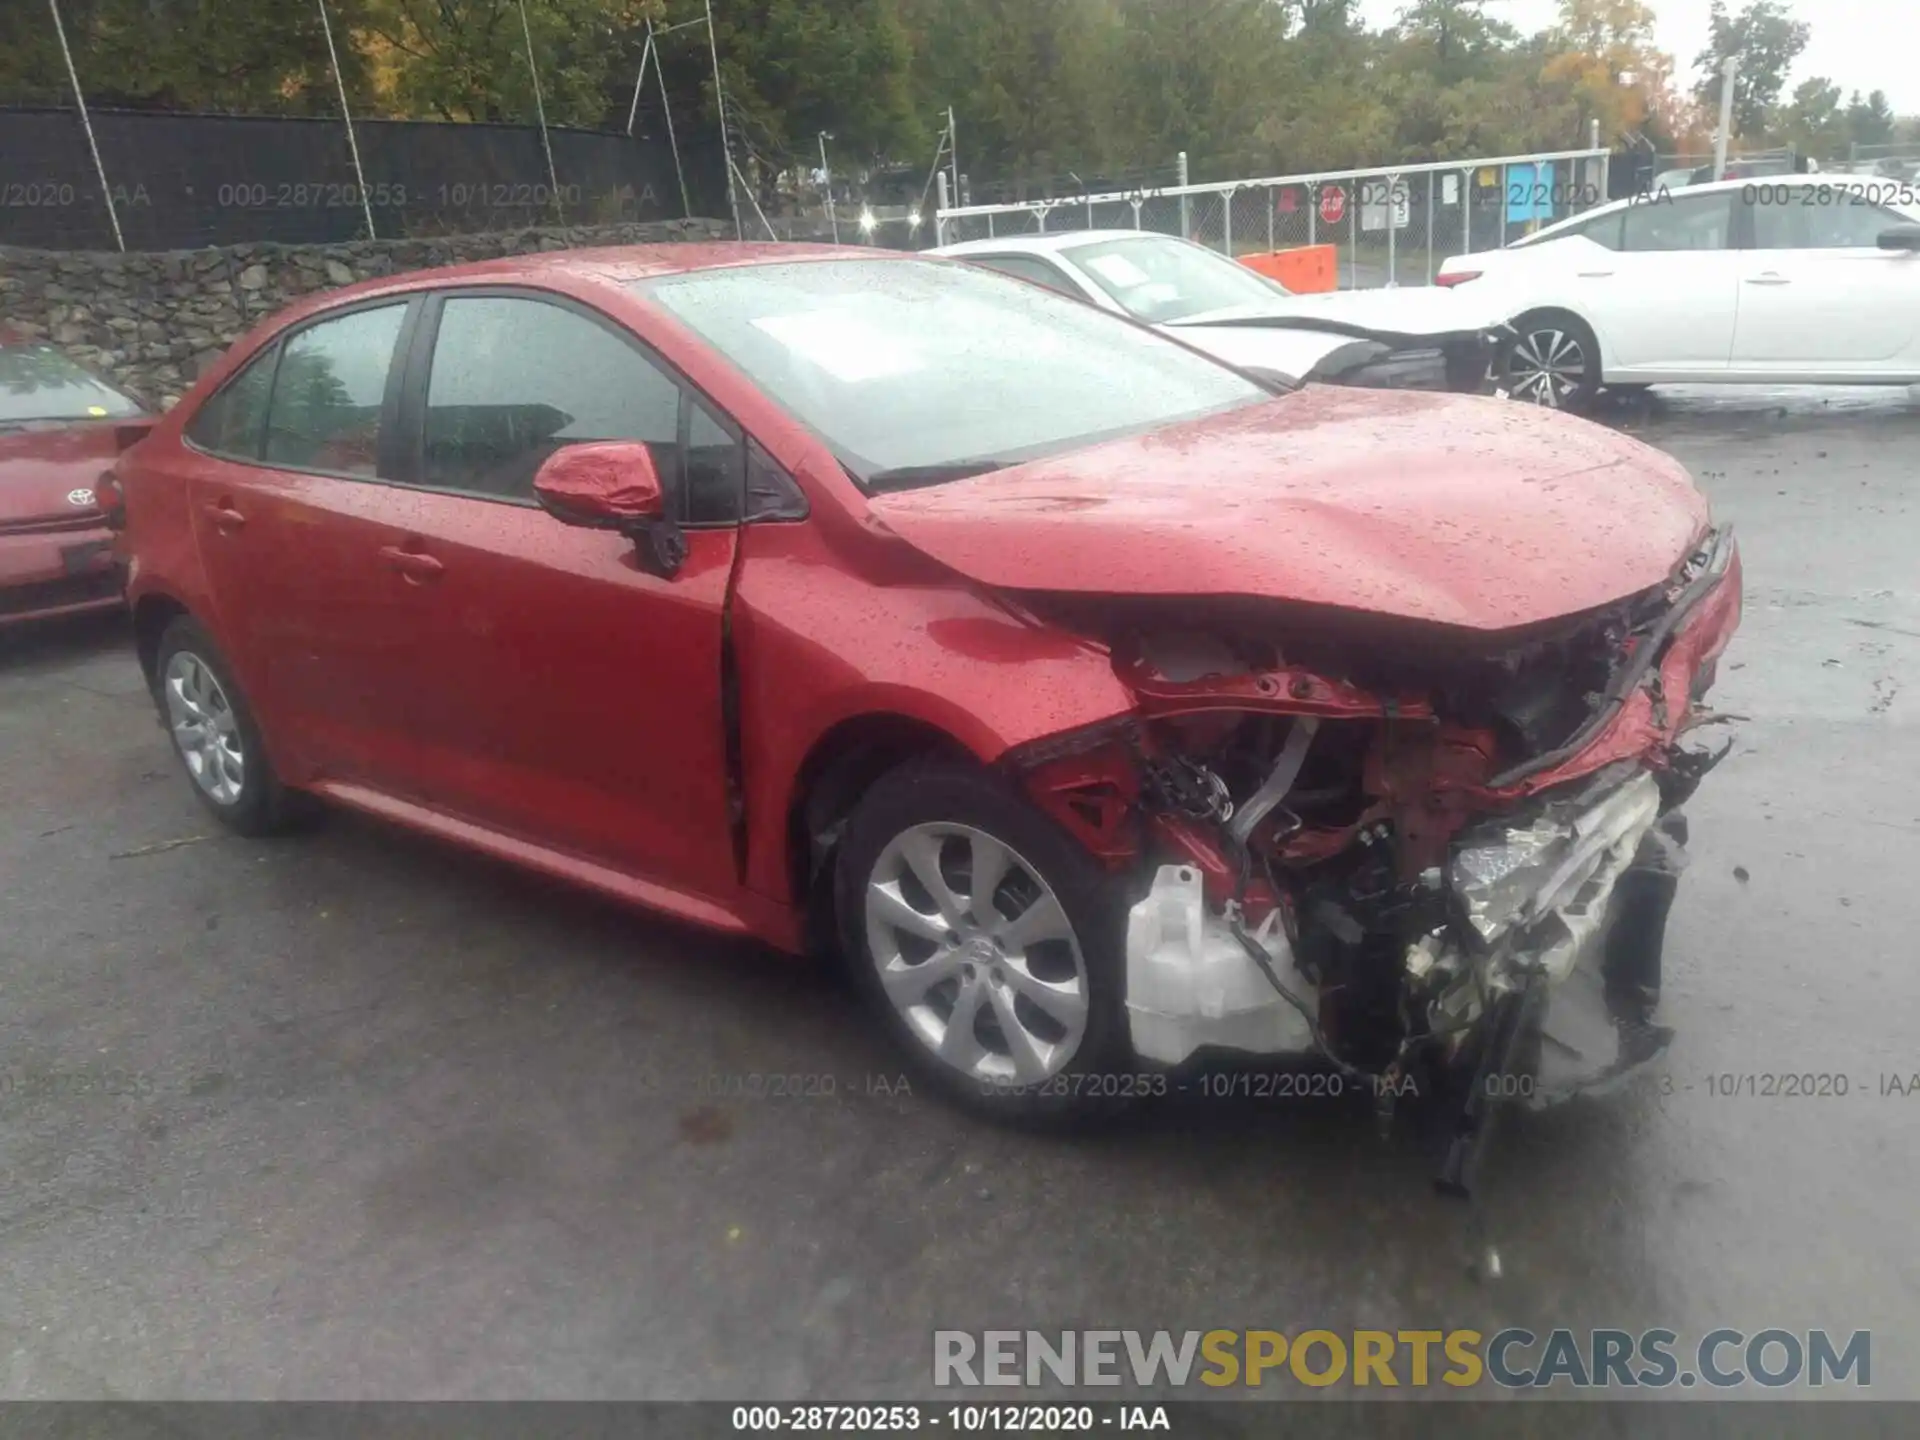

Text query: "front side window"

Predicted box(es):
[185, 345, 277, 459]
[422, 296, 682, 501]
[684, 402, 743, 524]
[634, 259, 1266, 490]
[0, 344, 143, 426]
[264, 304, 406, 477]
[1619, 193, 1732, 252]
[1749, 189, 1911, 249]
[1065, 235, 1291, 322]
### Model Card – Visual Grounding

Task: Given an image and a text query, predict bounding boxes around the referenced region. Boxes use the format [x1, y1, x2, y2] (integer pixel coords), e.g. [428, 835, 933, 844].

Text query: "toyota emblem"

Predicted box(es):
[67, 488, 95, 507]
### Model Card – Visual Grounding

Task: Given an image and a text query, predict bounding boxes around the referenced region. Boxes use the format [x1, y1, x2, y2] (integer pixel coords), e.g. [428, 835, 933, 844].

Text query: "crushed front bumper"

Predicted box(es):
[1446, 767, 1694, 1107]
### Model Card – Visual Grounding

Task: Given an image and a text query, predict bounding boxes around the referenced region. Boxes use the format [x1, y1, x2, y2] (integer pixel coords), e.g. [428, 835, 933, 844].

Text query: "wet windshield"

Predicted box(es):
[0, 343, 144, 425]
[635, 258, 1267, 489]
[1064, 234, 1291, 323]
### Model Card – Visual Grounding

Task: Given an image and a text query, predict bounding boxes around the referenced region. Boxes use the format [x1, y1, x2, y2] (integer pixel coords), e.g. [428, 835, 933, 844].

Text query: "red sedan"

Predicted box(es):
[0, 334, 152, 625]
[115, 244, 1740, 1162]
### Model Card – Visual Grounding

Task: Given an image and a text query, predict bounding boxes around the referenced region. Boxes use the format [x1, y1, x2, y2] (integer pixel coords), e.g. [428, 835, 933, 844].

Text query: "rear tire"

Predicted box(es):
[1505, 310, 1602, 411]
[834, 759, 1136, 1125]
[154, 616, 305, 837]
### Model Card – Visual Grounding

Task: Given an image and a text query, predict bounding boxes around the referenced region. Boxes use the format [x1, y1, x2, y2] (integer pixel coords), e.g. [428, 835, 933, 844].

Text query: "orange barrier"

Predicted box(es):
[1238, 244, 1337, 294]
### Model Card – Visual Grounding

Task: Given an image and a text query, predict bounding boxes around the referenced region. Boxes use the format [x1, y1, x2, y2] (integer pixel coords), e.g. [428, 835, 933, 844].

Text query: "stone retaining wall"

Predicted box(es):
[0, 218, 736, 410]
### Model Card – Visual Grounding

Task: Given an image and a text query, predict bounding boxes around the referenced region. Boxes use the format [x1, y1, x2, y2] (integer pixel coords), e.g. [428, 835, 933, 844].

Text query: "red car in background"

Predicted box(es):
[112, 245, 1740, 1187]
[0, 331, 152, 625]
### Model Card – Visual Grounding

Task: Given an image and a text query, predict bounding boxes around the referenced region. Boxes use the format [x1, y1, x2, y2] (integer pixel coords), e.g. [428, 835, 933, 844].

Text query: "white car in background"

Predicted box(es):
[933, 230, 1512, 394]
[1437, 173, 1920, 408]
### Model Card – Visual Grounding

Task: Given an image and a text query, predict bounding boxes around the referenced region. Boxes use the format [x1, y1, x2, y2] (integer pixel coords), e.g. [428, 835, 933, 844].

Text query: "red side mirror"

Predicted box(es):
[532, 441, 686, 578]
[532, 441, 666, 527]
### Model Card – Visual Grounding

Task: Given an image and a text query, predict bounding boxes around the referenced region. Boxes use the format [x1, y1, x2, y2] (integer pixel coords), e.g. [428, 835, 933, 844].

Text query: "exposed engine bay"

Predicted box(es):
[1004, 525, 1742, 1192]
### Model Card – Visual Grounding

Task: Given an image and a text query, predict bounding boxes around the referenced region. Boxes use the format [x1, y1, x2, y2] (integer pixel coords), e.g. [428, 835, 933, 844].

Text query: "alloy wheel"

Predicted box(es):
[1508, 326, 1589, 407]
[863, 822, 1091, 1086]
[163, 650, 246, 806]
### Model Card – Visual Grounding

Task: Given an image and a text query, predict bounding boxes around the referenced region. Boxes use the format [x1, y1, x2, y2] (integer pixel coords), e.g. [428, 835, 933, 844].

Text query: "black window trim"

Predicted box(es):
[180, 336, 282, 465]
[394, 283, 801, 528]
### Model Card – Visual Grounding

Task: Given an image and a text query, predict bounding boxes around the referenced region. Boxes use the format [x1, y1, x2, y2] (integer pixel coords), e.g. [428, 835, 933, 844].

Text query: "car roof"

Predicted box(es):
[236, 241, 924, 338]
[934, 229, 1177, 259]
[1518, 170, 1918, 246]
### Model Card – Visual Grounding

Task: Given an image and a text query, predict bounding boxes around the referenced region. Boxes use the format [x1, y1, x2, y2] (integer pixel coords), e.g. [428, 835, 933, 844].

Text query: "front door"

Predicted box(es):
[1589, 191, 1739, 374]
[1732, 188, 1920, 370]
[337, 289, 744, 901]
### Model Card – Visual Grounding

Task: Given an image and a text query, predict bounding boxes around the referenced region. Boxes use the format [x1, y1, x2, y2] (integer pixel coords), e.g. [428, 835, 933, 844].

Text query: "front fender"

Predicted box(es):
[731, 523, 1135, 904]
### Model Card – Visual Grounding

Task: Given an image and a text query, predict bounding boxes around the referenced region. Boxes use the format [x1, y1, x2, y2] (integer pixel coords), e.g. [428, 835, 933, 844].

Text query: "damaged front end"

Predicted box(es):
[1005, 525, 1742, 1179]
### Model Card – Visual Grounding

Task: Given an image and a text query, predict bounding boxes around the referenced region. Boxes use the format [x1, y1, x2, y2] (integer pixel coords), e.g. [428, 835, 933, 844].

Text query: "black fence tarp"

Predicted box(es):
[0, 108, 727, 251]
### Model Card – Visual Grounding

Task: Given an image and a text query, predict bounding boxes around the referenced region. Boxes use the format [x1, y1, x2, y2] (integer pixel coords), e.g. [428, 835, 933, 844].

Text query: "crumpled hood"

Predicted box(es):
[1172, 283, 1503, 339]
[868, 387, 1710, 633]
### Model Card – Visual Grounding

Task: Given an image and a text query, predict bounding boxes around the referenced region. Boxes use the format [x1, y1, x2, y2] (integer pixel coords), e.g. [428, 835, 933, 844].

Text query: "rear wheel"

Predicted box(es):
[1505, 310, 1601, 410]
[154, 617, 303, 836]
[834, 759, 1134, 1123]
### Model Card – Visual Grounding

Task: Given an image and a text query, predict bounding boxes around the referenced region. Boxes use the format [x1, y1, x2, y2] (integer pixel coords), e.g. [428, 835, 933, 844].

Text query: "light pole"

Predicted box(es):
[819, 131, 838, 243]
[1713, 54, 1740, 182]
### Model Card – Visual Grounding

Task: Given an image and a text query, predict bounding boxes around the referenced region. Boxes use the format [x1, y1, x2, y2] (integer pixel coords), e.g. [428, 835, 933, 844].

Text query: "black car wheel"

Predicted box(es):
[1505, 310, 1601, 410]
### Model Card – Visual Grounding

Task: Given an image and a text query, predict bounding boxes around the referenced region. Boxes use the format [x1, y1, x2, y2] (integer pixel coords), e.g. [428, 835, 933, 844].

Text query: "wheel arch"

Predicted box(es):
[784, 712, 978, 954]
[132, 590, 193, 696]
[1509, 304, 1607, 383]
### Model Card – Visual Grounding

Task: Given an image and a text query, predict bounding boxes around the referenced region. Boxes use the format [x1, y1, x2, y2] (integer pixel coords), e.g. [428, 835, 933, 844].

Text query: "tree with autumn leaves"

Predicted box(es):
[0, 0, 1903, 189]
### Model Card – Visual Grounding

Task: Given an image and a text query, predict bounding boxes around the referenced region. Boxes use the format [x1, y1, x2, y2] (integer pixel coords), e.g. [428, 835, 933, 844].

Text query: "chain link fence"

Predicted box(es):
[936, 149, 1612, 289]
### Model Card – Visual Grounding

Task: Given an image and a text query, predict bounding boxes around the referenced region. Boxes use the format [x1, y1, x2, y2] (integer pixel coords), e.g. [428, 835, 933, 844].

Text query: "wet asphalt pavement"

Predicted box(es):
[2, 384, 1918, 1404]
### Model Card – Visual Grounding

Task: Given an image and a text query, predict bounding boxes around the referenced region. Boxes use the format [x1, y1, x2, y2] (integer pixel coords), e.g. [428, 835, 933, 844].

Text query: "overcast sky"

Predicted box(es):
[1356, 0, 1916, 114]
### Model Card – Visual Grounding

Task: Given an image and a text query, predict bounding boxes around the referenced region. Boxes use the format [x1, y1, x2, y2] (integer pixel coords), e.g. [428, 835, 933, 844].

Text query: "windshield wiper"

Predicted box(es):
[864, 459, 1013, 493]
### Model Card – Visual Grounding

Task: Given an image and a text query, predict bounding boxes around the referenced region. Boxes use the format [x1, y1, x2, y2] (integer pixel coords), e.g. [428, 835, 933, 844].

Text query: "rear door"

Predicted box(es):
[182, 298, 416, 772]
[333, 288, 743, 899]
[1730, 185, 1920, 373]
[1585, 191, 1739, 375]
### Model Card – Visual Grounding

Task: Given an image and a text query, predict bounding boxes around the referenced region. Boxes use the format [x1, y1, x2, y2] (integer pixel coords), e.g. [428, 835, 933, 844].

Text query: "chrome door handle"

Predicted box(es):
[1576, 270, 1614, 278]
[1745, 273, 1791, 285]
[377, 545, 444, 583]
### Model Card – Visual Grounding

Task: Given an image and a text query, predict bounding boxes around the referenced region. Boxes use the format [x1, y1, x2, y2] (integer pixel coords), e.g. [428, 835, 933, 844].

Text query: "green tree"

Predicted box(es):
[1844, 89, 1897, 149]
[694, 0, 919, 195]
[1111, 0, 1295, 178]
[1776, 77, 1847, 159]
[898, 0, 1110, 188]
[356, 0, 658, 125]
[1, 0, 379, 113]
[1691, 0, 1810, 140]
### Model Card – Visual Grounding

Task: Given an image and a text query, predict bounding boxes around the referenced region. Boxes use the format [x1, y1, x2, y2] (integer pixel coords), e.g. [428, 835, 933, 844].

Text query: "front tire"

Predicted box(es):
[154, 616, 302, 836]
[1505, 310, 1601, 410]
[834, 759, 1134, 1123]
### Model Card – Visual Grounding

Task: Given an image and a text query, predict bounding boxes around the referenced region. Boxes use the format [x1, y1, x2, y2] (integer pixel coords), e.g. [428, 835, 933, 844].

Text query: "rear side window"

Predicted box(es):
[185, 345, 277, 460]
[1565, 210, 1623, 250]
[1619, 193, 1731, 252]
[264, 304, 406, 477]
[422, 296, 682, 502]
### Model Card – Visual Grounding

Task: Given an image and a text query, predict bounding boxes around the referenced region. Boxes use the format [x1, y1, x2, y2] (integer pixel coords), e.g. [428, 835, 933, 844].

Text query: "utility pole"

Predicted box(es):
[1713, 54, 1740, 181]
[703, 0, 742, 239]
[947, 107, 960, 215]
[819, 131, 838, 243]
